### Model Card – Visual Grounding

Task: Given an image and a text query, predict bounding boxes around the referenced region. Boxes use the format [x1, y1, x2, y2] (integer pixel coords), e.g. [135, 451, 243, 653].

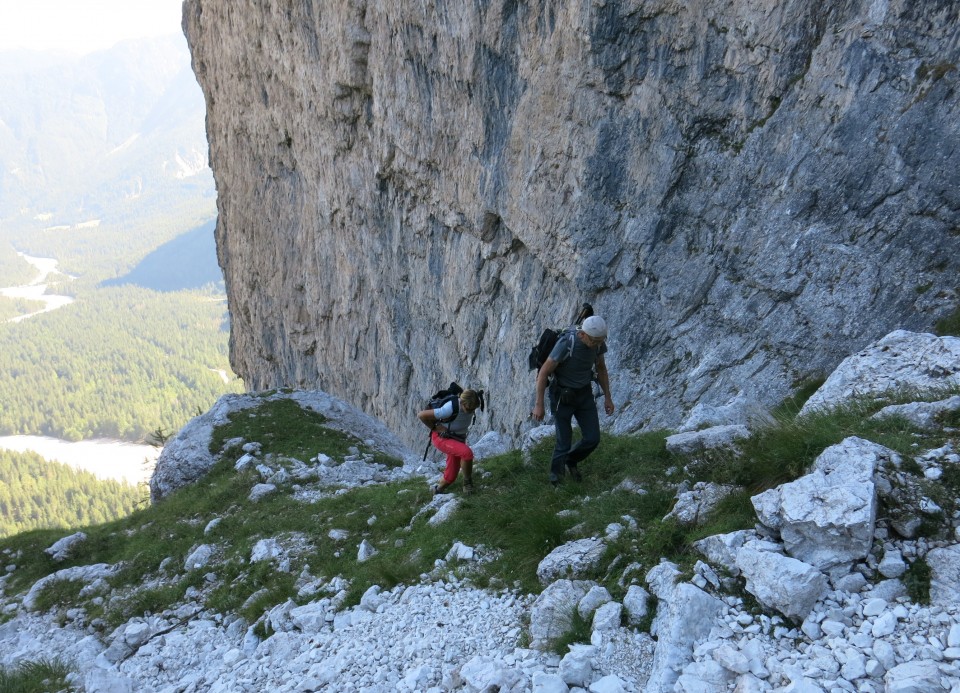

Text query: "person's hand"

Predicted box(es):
[604, 396, 615, 416]
[532, 402, 545, 422]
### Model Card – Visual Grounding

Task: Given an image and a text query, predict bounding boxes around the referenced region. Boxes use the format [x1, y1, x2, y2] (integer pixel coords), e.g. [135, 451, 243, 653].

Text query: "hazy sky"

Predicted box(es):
[0, 0, 184, 54]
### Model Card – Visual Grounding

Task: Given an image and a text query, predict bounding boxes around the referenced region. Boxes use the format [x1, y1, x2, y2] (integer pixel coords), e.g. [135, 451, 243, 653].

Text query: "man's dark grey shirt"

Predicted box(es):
[549, 332, 607, 388]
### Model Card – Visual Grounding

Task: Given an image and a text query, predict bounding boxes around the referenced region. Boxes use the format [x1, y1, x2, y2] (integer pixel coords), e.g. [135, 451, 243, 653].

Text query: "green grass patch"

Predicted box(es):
[903, 558, 931, 605]
[936, 304, 960, 337]
[0, 658, 74, 693]
[698, 392, 959, 494]
[209, 396, 399, 467]
[29, 578, 85, 614]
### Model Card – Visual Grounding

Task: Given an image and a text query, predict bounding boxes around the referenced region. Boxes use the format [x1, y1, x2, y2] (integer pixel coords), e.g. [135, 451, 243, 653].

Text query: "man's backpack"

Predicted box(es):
[527, 303, 594, 373]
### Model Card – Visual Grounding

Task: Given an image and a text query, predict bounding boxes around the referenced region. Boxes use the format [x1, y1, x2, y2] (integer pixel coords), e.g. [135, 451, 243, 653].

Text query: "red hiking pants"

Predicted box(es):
[431, 431, 474, 484]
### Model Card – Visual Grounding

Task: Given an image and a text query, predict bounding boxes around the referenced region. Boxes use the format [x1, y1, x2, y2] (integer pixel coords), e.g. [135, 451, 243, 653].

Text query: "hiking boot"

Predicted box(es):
[549, 473, 560, 488]
[566, 464, 582, 482]
[432, 484, 449, 497]
[463, 481, 475, 496]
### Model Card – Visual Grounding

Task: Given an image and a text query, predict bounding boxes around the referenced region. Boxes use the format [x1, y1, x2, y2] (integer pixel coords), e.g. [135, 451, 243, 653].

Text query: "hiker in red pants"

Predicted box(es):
[418, 389, 482, 495]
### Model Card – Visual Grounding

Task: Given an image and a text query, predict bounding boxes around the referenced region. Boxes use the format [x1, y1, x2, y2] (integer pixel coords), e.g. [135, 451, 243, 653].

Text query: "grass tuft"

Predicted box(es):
[934, 303, 960, 337]
[903, 558, 931, 605]
[0, 658, 74, 693]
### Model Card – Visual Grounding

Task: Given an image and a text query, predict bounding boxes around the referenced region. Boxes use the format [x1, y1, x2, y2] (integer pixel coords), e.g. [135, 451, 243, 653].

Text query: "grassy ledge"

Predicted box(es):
[1, 386, 957, 640]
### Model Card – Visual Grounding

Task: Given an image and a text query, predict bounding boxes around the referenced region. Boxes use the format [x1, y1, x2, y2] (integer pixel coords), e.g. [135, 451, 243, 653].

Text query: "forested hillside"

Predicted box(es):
[0, 35, 246, 538]
[0, 36, 240, 449]
[0, 285, 243, 442]
[0, 296, 44, 321]
[0, 449, 142, 538]
[0, 243, 34, 286]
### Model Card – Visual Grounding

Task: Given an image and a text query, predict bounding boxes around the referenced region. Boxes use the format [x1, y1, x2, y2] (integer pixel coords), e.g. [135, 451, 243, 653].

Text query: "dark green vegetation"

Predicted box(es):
[902, 557, 932, 605]
[0, 450, 143, 539]
[0, 296, 46, 322]
[0, 243, 35, 286]
[0, 285, 242, 441]
[0, 38, 244, 544]
[0, 657, 74, 693]
[1, 387, 954, 637]
[0, 36, 237, 447]
[936, 301, 960, 337]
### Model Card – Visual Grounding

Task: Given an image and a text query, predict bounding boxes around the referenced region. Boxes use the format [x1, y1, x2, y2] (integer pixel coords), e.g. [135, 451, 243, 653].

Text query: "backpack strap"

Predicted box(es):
[561, 328, 577, 361]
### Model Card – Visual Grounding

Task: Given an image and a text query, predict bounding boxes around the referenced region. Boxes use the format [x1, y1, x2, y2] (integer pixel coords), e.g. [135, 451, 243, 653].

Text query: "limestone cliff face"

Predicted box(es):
[184, 0, 960, 447]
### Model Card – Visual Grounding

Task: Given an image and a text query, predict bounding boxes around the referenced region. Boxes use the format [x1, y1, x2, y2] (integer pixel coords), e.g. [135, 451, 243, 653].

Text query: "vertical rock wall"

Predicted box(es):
[183, 0, 960, 447]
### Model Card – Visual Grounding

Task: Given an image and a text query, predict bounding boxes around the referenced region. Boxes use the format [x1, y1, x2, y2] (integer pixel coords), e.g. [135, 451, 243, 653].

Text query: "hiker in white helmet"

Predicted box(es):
[532, 315, 614, 486]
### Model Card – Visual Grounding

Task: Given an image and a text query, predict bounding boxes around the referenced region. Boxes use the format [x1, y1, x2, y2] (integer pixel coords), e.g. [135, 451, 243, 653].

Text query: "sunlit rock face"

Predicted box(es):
[183, 0, 960, 447]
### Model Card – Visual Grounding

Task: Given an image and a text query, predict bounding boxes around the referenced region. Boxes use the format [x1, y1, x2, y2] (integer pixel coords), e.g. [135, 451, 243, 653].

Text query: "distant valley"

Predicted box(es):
[0, 34, 243, 536]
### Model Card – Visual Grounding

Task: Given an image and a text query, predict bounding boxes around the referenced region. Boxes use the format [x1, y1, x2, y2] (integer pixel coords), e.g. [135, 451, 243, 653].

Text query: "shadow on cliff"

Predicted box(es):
[101, 219, 223, 293]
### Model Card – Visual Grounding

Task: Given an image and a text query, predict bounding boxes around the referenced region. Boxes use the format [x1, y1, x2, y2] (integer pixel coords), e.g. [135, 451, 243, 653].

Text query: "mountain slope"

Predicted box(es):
[0, 34, 211, 231]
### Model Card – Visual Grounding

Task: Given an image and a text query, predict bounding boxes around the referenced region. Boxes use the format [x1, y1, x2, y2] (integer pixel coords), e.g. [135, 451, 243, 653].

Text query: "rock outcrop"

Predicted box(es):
[150, 389, 413, 502]
[183, 0, 960, 446]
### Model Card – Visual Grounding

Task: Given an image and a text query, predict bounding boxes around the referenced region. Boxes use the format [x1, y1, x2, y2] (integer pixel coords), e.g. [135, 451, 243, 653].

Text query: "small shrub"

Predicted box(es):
[939, 464, 960, 496]
[935, 303, 960, 337]
[903, 558, 931, 604]
[30, 578, 85, 613]
[252, 618, 274, 640]
[551, 609, 592, 654]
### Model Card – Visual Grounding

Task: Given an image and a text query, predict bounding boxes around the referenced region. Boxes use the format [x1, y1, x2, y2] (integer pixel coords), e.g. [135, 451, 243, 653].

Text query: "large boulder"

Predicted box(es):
[536, 538, 606, 585]
[150, 393, 257, 502]
[44, 532, 87, 562]
[151, 391, 412, 502]
[871, 395, 960, 430]
[644, 580, 726, 693]
[926, 543, 960, 608]
[529, 579, 592, 650]
[693, 530, 758, 577]
[884, 660, 949, 693]
[751, 437, 890, 570]
[665, 426, 750, 456]
[800, 331, 960, 416]
[735, 545, 828, 620]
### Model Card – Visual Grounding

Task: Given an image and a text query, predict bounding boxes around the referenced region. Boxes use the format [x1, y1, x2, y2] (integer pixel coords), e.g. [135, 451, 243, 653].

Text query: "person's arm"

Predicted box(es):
[418, 401, 453, 432]
[596, 354, 614, 415]
[532, 357, 559, 421]
[418, 409, 445, 433]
